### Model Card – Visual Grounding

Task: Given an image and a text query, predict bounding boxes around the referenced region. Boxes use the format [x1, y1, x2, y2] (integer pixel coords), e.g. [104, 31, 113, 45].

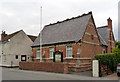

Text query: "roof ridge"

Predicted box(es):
[44, 11, 92, 27]
[8, 30, 23, 36]
[2, 30, 23, 41]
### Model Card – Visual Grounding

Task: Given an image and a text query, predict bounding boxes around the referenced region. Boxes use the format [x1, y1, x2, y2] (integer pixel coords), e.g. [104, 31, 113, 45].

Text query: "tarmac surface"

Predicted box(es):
[1, 67, 120, 80]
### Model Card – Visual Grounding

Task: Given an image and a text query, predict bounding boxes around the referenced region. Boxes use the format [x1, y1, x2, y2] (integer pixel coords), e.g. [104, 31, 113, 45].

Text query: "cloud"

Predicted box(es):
[0, 0, 119, 40]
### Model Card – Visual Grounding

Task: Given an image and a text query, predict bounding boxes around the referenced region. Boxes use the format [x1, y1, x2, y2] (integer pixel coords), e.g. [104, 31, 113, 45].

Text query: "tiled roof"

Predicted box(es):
[2, 30, 37, 42]
[32, 12, 92, 47]
[27, 35, 37, 42]
[2, 30, 22, 41]
[97, 26, 110, 46]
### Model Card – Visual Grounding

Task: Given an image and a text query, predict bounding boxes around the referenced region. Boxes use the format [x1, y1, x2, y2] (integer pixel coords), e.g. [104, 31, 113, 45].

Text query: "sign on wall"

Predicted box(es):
[53, 51, 63, 62]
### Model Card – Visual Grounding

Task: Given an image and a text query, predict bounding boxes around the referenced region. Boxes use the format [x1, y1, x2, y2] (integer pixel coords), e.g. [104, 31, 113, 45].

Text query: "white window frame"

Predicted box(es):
[3, 55, 6, 62]
[66, 45, 73, 58]
[49, 47, 54, 58]
[36, 49, 41, 59]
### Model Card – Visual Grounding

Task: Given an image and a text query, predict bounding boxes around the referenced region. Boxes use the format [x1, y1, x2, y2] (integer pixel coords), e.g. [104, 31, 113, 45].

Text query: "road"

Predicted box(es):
[1, 67, 120, 80]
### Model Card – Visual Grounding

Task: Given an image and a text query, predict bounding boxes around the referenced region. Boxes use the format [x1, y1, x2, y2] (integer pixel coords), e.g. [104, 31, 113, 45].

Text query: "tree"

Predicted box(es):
[113, 45, 120, 62]
[115, 41, 120, 48]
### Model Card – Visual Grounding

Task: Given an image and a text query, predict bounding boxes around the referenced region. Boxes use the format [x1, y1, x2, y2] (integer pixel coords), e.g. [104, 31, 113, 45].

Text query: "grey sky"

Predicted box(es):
[0, 0, 119, 40]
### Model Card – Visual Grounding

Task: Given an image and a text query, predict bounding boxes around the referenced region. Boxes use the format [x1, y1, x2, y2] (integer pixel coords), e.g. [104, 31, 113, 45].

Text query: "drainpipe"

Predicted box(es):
[11, 61, 13, 68]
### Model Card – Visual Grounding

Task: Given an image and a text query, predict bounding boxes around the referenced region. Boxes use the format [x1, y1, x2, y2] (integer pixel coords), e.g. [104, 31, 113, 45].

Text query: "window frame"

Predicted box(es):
[36, 49, 41, 59]
[49, 47, 54, 58]
[66, 45, 73, 58]
[91, 35, 94, 40]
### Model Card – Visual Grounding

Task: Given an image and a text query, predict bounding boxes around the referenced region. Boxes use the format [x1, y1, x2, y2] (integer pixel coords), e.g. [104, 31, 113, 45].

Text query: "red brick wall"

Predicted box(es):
[19, 62, 69, 74]
[32, 48, 36, 58]
[81, 17, 102, 59]
[107, 32, 115, 53]
[32, 17, 103, 62]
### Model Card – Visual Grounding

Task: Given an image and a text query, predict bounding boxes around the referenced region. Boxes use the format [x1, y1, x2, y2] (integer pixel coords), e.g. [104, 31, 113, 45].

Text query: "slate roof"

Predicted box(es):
[2, 30, 22, 41]
[32, 12, 92, 47]
[27, 35, 37, 42]
[2, 30, 37, 42]
[97, 26, 110, 46]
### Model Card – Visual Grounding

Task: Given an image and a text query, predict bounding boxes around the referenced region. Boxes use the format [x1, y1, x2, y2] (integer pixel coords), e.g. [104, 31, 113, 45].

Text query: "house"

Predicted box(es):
[97, 18, 115, 54]
[0, 30, 37, 67]
[31, 12, 115, 71]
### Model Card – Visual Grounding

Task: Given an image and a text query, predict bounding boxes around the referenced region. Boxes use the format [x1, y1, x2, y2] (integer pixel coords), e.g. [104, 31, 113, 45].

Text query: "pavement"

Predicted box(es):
[104, 72, 120, 80]
[1, 67, 120, 80]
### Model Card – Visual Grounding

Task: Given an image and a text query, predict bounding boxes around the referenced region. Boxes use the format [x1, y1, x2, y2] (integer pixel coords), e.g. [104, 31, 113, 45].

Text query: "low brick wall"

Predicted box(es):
[100, 64, 113, 76]
[19, 62, 69, 74]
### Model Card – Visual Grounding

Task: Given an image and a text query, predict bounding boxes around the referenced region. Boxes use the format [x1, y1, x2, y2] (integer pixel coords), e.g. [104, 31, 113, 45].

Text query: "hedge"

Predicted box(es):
[95, 53, 119, 71]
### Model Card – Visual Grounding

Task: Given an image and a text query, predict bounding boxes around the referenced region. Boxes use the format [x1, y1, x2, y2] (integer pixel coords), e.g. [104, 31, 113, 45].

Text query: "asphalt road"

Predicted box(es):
[1, 67, 120, 80]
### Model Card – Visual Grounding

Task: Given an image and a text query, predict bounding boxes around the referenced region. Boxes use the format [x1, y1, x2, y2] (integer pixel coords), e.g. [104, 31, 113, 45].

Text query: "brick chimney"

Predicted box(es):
[107, 17, 112, 32]
[1, 31, 7, 41]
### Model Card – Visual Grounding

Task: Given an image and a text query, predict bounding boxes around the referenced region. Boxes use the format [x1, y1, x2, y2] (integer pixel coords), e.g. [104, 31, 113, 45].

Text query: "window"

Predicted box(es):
[111, 48, 112, 53]
[21, 55, 26, 61]
[91, 35, 94, 40]
[66, 46, 72, 58]
[103, 49, 106, 54]
[49, 48, 54, 58]
[36, 49, 41, 59]
[4, 44, 7, 48]
[3, 55, 6, 62]
[15, 55, 18, 59]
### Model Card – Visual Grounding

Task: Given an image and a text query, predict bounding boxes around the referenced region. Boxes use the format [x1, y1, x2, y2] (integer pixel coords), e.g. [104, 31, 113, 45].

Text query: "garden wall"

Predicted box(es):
[19, 62, 69, 74]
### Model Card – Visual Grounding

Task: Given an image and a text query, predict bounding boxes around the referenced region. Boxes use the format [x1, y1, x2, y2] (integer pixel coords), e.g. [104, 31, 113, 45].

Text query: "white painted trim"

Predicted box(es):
[49, 57, 53, 59]
[66, 45, 73, 58]
[65, 57, 73, 59]
[82, 40, 100, 46]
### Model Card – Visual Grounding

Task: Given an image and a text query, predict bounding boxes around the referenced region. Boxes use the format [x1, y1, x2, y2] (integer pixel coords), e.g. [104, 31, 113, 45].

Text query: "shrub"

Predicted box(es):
[113, 46, 120, 61]
[95, 53, 119, 71]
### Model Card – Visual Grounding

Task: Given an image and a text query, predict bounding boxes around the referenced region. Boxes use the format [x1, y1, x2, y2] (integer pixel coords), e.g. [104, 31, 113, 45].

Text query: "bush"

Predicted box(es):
[95, 53, 119, 71]
[113, 46, 120, 61]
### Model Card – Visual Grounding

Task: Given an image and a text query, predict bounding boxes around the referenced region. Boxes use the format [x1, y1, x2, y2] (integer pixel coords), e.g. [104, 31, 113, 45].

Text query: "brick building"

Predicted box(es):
[97, 18, 115, 54]
[31, 12, 115, 71]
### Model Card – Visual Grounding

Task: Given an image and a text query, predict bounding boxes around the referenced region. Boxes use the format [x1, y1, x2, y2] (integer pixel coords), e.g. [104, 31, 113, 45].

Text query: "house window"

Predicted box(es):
[49, 48, 54, 58]
[91, 35, 94, 40]
[36, 49, 41, 59]
[111, 48, 112, 53]
[103, 49, 106, 54]
[4, 44, 7, 48]
[15, 55, 18, 59]
[3, 55, 6, 62]
[66, 46, 72, 58]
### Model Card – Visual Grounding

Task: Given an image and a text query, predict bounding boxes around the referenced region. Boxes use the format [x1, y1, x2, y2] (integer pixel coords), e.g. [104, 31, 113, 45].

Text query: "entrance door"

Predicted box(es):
[21, 55, 26, 61]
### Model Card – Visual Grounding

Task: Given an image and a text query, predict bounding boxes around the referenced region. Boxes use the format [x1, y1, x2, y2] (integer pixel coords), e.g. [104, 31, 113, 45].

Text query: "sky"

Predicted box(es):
[0, 0, 119, 40]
